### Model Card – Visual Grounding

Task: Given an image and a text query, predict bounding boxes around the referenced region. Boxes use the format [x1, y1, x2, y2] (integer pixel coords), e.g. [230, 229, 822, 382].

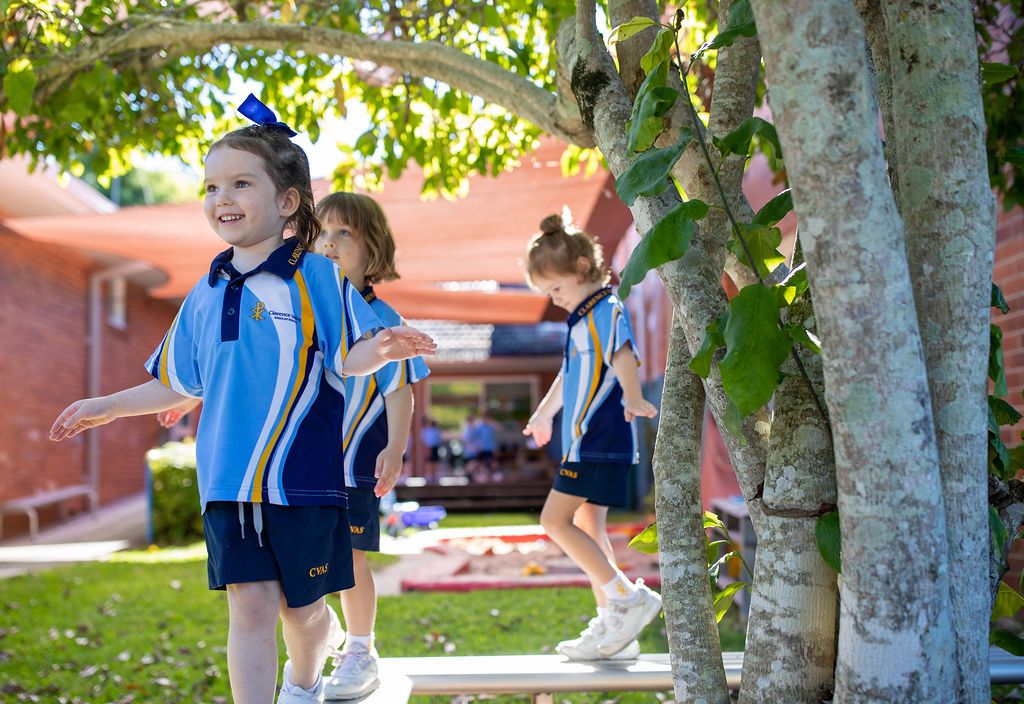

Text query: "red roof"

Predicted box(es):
[7, 140, 627, 323]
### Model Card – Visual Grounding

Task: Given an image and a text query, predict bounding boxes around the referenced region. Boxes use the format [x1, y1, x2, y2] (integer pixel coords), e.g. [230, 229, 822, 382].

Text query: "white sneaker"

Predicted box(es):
[324, 645, 381, 700]
[278, 661, 324, 703]
[596, 579, 662, 656]
[556, 610, 642, 661]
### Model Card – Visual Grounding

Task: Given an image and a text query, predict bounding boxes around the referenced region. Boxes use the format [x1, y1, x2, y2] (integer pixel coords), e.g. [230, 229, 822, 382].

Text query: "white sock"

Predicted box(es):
[345, 633, 373, 652]
[287, 673, 322, 693]
[601, 572, 638, 602]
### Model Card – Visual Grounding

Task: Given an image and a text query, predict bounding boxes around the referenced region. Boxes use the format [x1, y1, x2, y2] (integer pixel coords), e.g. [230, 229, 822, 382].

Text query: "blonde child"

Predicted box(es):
[522, 214, 662, 661]
[50, 95, 435, 704]
[311, 192, 429, 700]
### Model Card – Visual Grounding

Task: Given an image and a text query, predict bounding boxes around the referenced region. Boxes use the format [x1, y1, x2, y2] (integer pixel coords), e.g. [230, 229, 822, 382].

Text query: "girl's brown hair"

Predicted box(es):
[525, 213, 609, 289]
[209, 124, 321, 250]
[315, 192, 400, 284]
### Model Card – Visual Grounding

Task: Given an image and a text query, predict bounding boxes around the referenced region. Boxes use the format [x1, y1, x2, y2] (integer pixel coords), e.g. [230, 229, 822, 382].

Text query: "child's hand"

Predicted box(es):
[374, 446, 404, 497]
[156, 399, 201, 428]
[624, 398, 658, 422]
[50, 398, 118, 441]
[523, 416, 553, 447]
[374, 326, 437, 361]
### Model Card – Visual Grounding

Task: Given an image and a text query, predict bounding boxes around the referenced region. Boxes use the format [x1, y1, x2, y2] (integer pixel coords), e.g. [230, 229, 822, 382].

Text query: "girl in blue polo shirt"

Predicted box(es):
[49, 95, 435, 704]
[311, 191, 430, 700]
[523, 214, 662, 662]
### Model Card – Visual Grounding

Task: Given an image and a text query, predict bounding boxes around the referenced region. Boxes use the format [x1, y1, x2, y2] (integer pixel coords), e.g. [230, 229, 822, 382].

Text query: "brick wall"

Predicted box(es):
[0, 227, 177, 535]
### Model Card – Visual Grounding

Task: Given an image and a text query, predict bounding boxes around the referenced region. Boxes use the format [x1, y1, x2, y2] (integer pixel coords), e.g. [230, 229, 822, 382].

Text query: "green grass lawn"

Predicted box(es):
[0, 550, 744, 703]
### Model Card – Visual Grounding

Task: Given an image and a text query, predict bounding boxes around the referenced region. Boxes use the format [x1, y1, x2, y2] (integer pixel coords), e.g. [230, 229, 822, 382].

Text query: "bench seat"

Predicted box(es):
[0, 484, 97, 540]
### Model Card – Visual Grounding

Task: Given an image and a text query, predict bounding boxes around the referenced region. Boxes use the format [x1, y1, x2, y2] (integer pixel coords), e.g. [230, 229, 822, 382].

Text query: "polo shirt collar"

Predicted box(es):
[360, 286, 377, 304]
[567, 286, 613, 328]
[207, 237, 306, 286]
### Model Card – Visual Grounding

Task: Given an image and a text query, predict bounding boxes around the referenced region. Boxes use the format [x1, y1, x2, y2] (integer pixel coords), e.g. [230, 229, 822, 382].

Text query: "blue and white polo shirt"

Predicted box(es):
[341, 287, 430, 490]
[560, 286, 641, 465]
[146, 237, 382, 511]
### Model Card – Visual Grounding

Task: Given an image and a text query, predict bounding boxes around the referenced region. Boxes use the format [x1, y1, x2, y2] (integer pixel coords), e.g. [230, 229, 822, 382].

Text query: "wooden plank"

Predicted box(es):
[1, 485, 95, 510]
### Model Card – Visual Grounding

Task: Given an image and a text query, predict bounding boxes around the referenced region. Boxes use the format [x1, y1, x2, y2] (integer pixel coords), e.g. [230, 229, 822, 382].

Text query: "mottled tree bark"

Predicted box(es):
[880, 3, 996, 700]
[653, 314, 731, 704]
[740, 247, 839, 703]
[751, 1, 955, 701]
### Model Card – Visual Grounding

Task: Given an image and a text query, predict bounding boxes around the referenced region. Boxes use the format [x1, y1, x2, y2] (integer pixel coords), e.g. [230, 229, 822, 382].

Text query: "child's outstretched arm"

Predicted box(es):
[51, 380, 195, 441]
[375, 385, 414, 498]
[611, 346, 658, 422]
[345, 326, 436, 377]
[523, 372, 564, 447]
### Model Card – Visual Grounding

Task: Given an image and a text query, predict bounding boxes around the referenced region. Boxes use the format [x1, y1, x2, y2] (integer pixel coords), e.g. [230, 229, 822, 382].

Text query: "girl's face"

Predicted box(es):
[314, 214, 368, 282]
[531, 266, 598, 312]
[203, 147, 297, 249]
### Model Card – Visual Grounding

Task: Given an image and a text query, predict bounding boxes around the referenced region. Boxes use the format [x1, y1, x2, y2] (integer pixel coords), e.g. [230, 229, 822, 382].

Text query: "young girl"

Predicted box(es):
[311, 192, 429, 700]
[522, 214, 662, 661]
[49, 95, 435, 704]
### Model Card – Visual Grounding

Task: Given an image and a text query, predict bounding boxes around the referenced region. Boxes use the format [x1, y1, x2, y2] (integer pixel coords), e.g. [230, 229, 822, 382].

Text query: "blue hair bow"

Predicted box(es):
[237, 94, 298, 137]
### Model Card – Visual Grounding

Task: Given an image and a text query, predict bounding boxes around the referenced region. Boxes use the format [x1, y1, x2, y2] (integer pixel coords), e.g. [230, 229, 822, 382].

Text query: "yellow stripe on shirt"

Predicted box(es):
[250, 271, 315, 503]
[574, 312, 604, 439]
[158, 312, 183, 388]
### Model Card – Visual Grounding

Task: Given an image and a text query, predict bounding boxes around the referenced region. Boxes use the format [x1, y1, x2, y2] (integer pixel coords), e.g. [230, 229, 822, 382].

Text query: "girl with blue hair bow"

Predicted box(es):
[50, 96, 436, 703]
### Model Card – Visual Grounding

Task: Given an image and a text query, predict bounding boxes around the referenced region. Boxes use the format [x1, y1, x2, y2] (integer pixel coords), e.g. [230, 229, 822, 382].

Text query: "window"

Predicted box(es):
[106, 276, 128, 329]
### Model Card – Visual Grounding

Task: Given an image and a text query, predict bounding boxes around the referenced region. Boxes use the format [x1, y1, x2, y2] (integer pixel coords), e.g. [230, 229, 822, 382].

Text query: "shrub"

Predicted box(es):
[146, 440, 203, 545]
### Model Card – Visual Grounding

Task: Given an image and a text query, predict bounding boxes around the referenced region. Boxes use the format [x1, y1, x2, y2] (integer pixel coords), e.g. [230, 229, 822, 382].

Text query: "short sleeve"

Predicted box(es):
[146, 292, 203, 398]
[605, 300, 641, 367]
[316, 267, 383, 376]
[374, 354, 431, 396]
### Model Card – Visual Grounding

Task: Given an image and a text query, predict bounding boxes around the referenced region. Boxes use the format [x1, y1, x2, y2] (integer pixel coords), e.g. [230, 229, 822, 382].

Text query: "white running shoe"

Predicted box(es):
[324, 645, 381, 700]
[556, 610, 642, 661]
[278, 661, 325, 704]
[596, 579, 663, 656]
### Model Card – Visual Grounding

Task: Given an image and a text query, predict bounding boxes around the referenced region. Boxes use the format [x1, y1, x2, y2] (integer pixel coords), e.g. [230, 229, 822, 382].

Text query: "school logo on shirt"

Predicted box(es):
[350, 525, 365, 535]
[308, 562, 329, 578]
[559, 468, 579, 479]
[250, 302, 267, 321]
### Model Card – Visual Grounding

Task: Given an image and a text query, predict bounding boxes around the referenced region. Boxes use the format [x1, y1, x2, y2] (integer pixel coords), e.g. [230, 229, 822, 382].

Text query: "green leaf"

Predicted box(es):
[983, 62, 1019, 86]
[692, 0, 756, 61]
[992, 505, 1009, 560]
[610, 16, 661, 43]
[1005, 147, 1024, 169]
[629, 522, 659, 554]
[640, 27, 676, 75]
[719, 285, 793, 415]
[619, 199, 707, 299]
[990, 395, 1023, 427]
[688, 314, 728, 378]
[781, 264, 809, 298]
[815, 510, 842, 573]
[705, 538, 730, 567]
[714, 117, 781, 160]
[703, 511, 726, 532]
[993, 582, 1024, 621]
[752, 189, 794, 226]
[991, 324, 1008, 398]
[713, 581, 749, 623]
[727, 224, 786, 279]
[993, 283, 1010, 314]
[3, 57, 38, 116]
[991, 628, 1024, 656]
[785, 324, 821, 354]
[614, 136, 690, 206]
[723, 397, 745, 438]
[626, 62, 679, 153]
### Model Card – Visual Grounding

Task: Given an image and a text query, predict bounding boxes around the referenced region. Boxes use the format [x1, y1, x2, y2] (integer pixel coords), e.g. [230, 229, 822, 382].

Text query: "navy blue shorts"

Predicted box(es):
[203, 501, 355, 608]
[552, 463, 634, 508]
[346, 487, 381, 553]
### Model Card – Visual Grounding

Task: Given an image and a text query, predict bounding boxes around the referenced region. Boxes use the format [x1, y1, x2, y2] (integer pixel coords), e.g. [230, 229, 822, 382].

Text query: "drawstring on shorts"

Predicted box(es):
[238, 502, 265, 547]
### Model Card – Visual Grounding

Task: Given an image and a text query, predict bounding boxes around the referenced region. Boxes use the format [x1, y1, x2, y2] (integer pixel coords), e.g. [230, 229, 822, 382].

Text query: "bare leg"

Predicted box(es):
[541, 490, 617, 606]
[279, 597, 332, 689]
[339, 550, 377, 639]
[573, 503, 614, 607]
[227, 581, 282, 704]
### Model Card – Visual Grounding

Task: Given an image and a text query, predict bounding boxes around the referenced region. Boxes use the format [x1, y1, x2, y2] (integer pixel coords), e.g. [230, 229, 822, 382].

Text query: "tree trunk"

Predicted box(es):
[740, 263, 839, 703]
[653, 314, 731, 704]
[751, 1, 955, 701]
[880, 3, 996, 700]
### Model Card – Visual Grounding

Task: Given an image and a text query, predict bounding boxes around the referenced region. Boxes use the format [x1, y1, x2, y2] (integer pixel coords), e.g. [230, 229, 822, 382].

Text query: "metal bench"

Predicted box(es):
[0, 485, 98, 540]
[370, 649, 1024, 704]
